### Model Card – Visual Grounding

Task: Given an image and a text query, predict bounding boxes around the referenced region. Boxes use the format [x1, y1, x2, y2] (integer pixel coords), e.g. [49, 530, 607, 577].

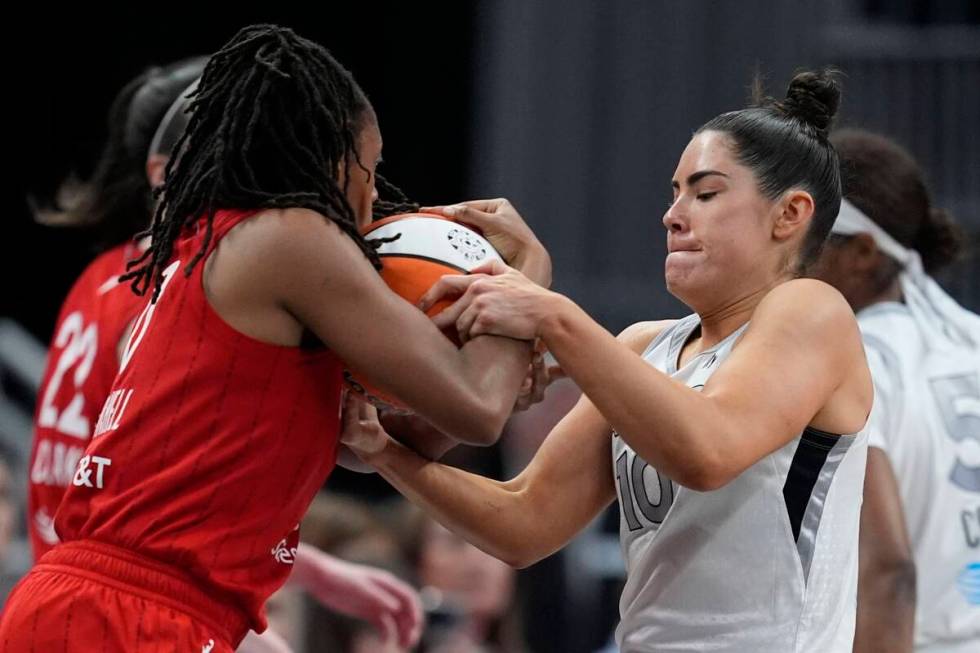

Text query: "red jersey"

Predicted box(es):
[28, 242, 146, 560]
[54, 210, 344, 634]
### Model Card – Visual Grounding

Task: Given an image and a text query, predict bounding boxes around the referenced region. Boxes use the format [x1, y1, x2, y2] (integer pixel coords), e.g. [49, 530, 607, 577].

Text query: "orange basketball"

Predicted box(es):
[344, 212, 504, 409]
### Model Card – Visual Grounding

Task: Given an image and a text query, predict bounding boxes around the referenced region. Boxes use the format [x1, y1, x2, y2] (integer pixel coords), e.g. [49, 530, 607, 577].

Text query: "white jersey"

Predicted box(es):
[613, 314, 869, 652]
[858, 302, 980, 652]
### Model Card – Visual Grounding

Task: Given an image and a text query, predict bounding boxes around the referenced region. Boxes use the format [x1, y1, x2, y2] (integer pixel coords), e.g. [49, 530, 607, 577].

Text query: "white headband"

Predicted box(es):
[831, 199, 980, 350]
[147, 78, 200, 163]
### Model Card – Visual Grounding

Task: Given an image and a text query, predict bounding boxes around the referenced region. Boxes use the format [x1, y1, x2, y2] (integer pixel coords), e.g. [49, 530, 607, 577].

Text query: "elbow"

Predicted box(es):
[477, 392, 515, 444]
[507, 553, 542, 570]
[447, 394, 508, 446]
[672, 451, 735, 492]
[678, 471, 729, 493]
[622, 423, 738, 492]
[470, 407, 507, 446]
[497, 541, 548, 569]
[868, 557, 918, 606]
[894, 559, 918, 604]
[485, 485, 550, 568]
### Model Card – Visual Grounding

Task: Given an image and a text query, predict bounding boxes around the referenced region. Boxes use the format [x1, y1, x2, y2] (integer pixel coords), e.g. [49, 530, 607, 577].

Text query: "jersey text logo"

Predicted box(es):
[271, 538, 297, 565]
[72, 455, 112, 489]
[94, 389, 134, 438]
[31, 440, 85, 487]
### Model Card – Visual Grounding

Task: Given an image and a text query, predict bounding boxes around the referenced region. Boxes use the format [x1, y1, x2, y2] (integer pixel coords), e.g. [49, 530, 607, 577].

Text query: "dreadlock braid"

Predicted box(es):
[123, 24, 409, 300]
[372, 172, 420, 220]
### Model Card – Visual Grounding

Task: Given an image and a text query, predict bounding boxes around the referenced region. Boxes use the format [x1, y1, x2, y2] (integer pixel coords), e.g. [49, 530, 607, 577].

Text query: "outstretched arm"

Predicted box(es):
[289, 543, 423, 650]
[424, 270, 871, 490]
[342, 323, 666, 568]
[343, 392, 615, 568]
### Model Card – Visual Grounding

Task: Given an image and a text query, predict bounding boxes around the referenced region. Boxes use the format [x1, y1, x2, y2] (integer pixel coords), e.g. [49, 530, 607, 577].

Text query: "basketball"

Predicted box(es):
[343, 212, 504, 409]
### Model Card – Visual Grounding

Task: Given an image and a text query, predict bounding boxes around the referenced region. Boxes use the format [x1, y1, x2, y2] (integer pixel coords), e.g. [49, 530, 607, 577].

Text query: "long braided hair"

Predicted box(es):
[123, 25, 415, 299]
[373, 173, 418, 220]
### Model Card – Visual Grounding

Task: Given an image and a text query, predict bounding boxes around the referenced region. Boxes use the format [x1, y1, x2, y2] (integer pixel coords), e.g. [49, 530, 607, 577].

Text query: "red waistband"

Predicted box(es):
[36, 540, 250, 645]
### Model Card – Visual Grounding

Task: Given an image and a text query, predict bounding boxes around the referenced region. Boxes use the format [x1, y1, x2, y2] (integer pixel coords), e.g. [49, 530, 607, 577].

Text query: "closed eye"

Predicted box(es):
[697, 191, 718, 201]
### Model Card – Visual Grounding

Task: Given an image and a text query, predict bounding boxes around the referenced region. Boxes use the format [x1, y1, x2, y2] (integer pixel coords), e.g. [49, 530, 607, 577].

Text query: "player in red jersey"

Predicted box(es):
[17, 55, 427, 652]
[27, 57, 207, 560]
[1, 25, 548, 652]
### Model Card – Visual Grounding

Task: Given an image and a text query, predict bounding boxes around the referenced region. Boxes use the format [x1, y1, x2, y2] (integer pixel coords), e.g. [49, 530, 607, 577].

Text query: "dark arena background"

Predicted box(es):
[1, 2, 978, 652]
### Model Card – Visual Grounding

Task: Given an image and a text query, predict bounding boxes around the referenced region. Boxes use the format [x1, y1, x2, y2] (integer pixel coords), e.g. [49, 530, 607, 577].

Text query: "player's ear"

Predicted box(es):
[146, 154, 169, 189]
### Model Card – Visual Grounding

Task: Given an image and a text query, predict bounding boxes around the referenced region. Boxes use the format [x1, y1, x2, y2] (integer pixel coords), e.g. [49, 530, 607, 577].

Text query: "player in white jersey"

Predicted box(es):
[341, 70, 874, 652]
[813, 130, 980, 653]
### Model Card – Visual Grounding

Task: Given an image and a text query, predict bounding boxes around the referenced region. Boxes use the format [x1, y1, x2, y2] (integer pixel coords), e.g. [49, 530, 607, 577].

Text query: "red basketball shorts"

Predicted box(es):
[0, 540, 249, 652]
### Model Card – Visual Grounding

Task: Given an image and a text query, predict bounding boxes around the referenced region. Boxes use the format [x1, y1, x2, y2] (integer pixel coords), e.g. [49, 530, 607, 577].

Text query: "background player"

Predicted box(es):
[812, 129, 980, 653]
[28, 56, 207, 561]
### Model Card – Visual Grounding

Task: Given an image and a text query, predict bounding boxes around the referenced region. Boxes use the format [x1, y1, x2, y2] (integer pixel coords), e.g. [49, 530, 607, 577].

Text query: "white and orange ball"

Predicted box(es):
[343, 212, 504, 409]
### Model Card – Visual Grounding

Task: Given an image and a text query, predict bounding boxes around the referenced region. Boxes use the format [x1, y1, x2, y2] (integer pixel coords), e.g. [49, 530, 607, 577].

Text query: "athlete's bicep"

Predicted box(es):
[701, 280, 869, 463]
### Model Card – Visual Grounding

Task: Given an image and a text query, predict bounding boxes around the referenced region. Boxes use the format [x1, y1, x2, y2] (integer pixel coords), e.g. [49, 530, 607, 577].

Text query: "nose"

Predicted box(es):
[663, 201, 687, 233]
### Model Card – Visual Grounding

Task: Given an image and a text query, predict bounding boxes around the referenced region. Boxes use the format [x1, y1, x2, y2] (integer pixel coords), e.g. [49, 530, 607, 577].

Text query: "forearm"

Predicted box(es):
[855, 448, 916, 652]
[289, 543, 333, 592]
[448, 249, 551, 440]
[454, 335, 532, 442]
[366, 437, 543, 567]
[539, 297, 726, 487]
[513, 247, 552, 288]
[854, 564, 916, 652]
[378, 412, 459, 460]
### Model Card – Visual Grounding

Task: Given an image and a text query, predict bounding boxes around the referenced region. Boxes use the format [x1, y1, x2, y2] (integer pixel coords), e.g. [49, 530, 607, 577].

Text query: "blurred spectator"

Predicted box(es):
[0, 454, 15, 587]
[397, 504, 528, 653]
[0, 445, 30, 606]
[301, 493, 415, 652]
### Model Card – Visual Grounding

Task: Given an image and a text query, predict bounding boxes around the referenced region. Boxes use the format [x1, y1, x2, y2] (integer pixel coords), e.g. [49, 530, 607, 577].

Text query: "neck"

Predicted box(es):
[696, 276, 789, 348]
[852, 276, 903, 313]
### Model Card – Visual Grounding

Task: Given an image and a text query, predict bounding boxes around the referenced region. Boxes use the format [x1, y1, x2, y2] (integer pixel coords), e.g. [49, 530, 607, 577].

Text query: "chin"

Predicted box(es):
[665, 279, 693, 308]
[664, 265, 692, 295]
[664, 269, 711, 309]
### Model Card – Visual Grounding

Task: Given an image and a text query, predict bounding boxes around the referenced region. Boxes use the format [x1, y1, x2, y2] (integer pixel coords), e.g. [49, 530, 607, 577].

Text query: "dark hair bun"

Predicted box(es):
[778, 70, 841, 137]
[915, 207, 967, 272]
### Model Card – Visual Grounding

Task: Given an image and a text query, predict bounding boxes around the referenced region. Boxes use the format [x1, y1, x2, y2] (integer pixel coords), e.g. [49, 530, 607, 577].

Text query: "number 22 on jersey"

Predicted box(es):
[37, 312, 98, 439]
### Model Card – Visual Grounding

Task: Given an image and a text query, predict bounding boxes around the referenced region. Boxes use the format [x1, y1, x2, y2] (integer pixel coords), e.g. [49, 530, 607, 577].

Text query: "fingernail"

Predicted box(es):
[442, 205, 457, 216]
